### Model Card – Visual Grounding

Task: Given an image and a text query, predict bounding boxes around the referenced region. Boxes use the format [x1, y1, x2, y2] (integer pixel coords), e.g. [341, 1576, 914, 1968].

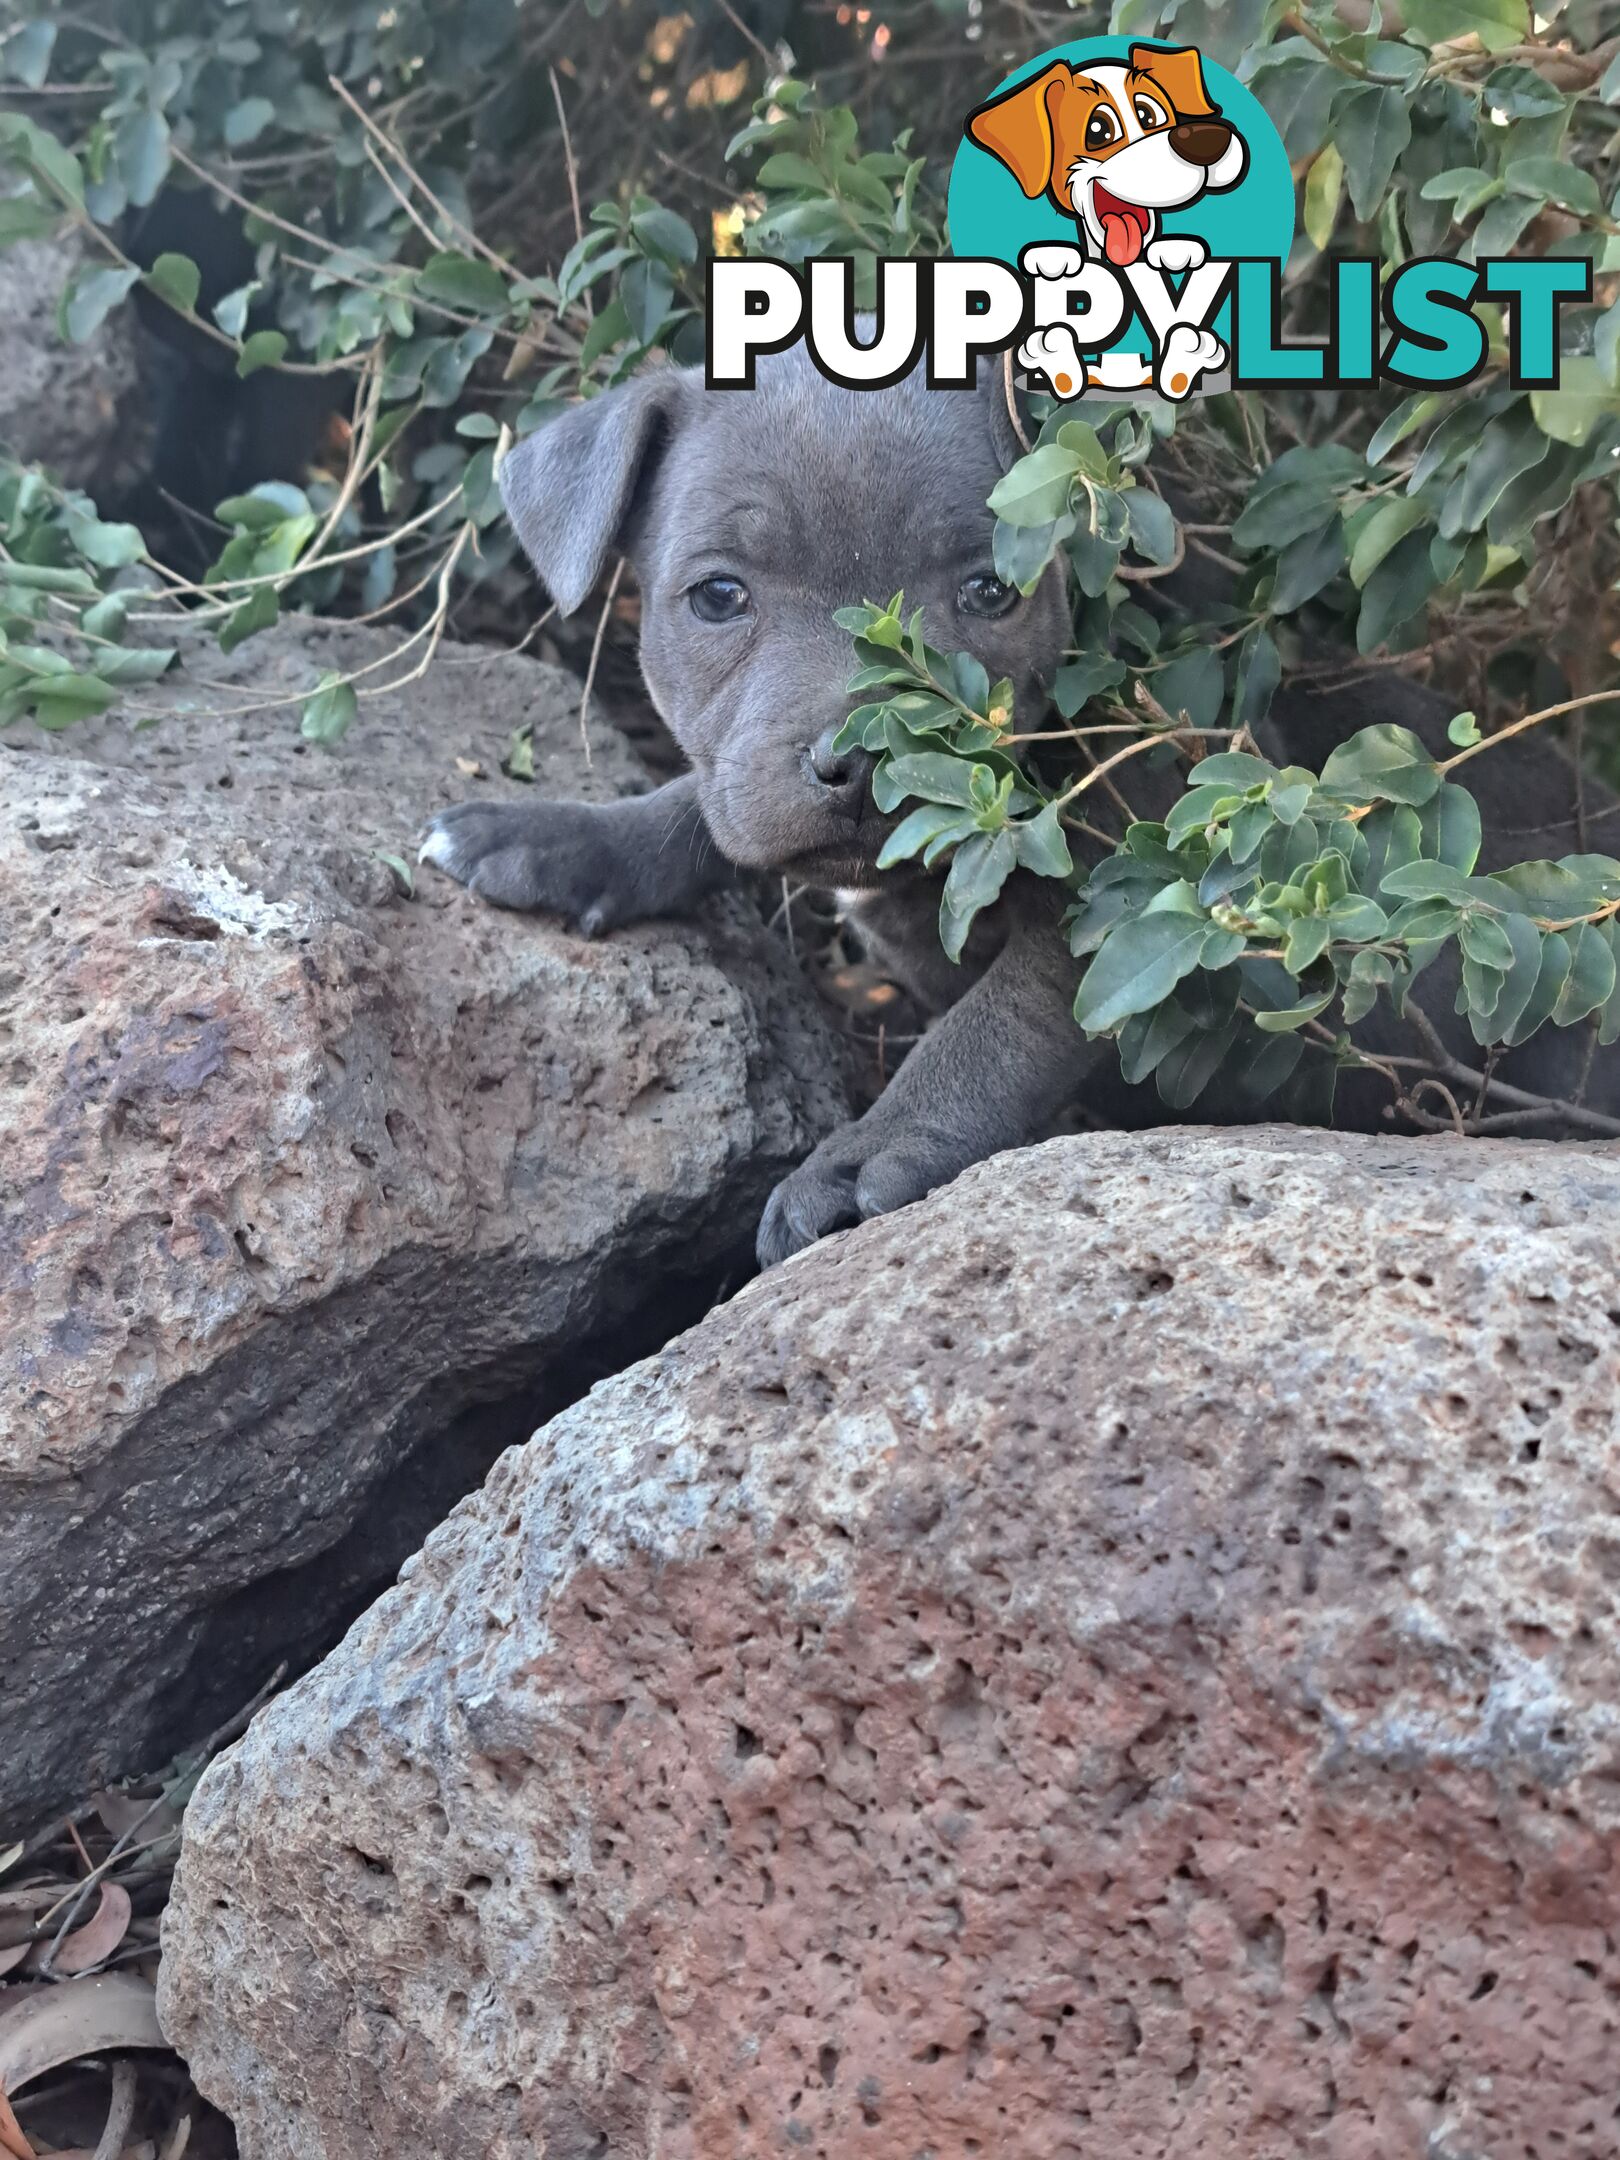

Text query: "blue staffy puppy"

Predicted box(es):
[422, 346, 1090, 1266]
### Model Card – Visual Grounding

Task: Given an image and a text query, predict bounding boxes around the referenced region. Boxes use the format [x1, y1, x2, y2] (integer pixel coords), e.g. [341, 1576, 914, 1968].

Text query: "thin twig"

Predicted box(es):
[92, 2061, 137, 2160]
[329, 76, 522, 279]
[577, 558, 626, 766]
[549, 67, 585, 249]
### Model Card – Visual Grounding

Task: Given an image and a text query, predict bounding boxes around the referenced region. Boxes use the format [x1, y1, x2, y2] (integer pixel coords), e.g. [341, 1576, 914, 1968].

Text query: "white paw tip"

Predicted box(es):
[418, 828, 454, 870]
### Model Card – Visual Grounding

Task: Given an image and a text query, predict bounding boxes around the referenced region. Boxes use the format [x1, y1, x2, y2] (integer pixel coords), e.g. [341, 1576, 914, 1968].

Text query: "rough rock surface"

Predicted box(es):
[0, 616, 848, 1831]
[161, 1128, 1620, 2160]
[0, 232, 150, 492]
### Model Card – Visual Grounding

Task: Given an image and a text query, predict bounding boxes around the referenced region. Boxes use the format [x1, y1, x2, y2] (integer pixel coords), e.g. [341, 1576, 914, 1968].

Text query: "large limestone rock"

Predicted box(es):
[160, 1128, 1620, 2160]
[0, 231, 150, 492]
[0, 617, 848, 1832]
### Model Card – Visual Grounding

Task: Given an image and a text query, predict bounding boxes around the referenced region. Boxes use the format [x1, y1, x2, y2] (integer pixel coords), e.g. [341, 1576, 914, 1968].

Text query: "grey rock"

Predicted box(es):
[0, 615, 849, 1831]
[160, 1128, 1620, 2160]
[0, 231, 150, 492]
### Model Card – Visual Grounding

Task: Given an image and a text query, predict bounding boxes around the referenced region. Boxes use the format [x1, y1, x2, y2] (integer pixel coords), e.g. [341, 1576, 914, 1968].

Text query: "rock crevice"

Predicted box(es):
[0, 618, 848, 1830]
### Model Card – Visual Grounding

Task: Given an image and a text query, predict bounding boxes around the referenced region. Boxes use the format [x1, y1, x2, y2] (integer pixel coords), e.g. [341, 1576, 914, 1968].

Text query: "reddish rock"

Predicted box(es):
[0, 617, 847, 1831]
[160, 1128, 1620, 2159]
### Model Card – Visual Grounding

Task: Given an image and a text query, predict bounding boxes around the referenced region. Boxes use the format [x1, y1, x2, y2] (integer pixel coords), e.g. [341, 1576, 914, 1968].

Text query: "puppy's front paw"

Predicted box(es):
[1157, 323, 1225, 400]
[1017, 325, 1087, 400]
[420, 799, 630, 931]
[1020, 242, 1087, 283]
[1144, 236, 1208, 274]
[756, 1122, 967, 1267]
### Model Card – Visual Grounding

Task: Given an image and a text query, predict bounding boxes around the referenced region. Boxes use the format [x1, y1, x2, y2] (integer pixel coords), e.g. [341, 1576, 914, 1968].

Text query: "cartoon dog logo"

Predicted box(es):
[965, 42, 1248, 400]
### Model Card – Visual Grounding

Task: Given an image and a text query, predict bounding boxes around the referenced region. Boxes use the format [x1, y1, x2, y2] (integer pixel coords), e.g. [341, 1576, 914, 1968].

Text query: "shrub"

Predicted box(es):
[1, 0, 1617, 1131]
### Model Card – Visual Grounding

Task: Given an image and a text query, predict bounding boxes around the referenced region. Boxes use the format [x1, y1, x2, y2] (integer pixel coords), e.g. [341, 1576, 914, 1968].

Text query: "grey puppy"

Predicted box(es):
[422, 346, 1617, 1260]
[421, 344, 1086, 1264]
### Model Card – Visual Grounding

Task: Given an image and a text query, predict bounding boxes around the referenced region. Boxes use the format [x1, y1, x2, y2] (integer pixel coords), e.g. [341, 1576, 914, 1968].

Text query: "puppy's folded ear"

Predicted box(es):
[965, 61, 1069, 199]
[1128, 42, 1218, 122]
[498, 371, 686, 616]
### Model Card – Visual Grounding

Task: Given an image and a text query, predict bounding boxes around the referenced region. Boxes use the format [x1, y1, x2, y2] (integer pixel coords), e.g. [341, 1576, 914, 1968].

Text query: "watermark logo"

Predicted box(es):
[952, 38, 1286, 401]
[706, 36, 1589, 397]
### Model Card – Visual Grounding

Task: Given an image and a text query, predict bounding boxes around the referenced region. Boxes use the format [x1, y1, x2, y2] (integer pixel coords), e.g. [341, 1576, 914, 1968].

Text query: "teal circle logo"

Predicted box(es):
[948, 38, 1295, 400]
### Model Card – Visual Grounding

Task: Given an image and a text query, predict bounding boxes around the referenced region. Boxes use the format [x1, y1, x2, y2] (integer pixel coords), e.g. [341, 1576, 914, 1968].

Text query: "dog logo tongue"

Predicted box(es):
[1095, 187, 1148, 266]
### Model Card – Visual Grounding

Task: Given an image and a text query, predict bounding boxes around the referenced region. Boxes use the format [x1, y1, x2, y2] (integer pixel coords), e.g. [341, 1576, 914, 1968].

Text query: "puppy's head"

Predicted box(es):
[967, 44, 1248, 266]
[499, 345, 1069, 885]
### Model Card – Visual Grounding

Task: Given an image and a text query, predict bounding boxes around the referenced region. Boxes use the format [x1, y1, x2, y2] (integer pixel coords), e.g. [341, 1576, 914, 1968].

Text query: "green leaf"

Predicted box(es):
[1419, 783, 1482, 875]
[80, 592, 128, 640]
[301, 672, 357, 747]
[1254, 992, 1335, 1033]
[1013, 801, 1073, 879]
[1074, 909, 1213, 1034]
[1231, 625, 1280, 732]
[1552, 922, 1616, 1023]
[1503, 157, 1603, 220]
[630, 205, 698, 264]
[987, 445, 1080, 528]
[3, 21, 56, 88]
[237, 330, 288, 377]
[213, 281, 261, 338]
[374, 851, 416, 898]
[1303, 143, 1343, 251]
[66, 516, 144, 568]
[1268, 519, 1346, 614]
[1053, 652, 1125, 716]
[1152, 646, 1225, 729]
[1461, 911, 1516, 973]
[1349, 497, 1429, 588]
[1320, 723, 1440, 807]
[1478, 912, 1545, 1045]
[145, 250, 200, 315]
[1124, 488, 1176, 567]
[92, 646, 176, 685]
[1117, 999, 1197, 1085]
[20, 663, 115, 726]
[224, 96, 277, 148]
[1362, 802, 1424, 891]
[60, 264, 140, 344]
[621, 257, 675, 345]
[940, 827, 1016, 960]
[218, 584, 278, 654]
[2, 562, 95, 594]
[1492, 856, 1620, 916]
[1504, 931, 1570, 1045]
[1284, 916, 1332, 972]
[1401, 0, 1528, 53]
[416, 251, 511, 315]
[1446, 710, 1481, 747]
[115, 109, 170, 207]
[876, 802, 975, 869]
[1333, 84, 1412, 222]
[880, 752, 986, 810]
[1367, 393, 1442, 468]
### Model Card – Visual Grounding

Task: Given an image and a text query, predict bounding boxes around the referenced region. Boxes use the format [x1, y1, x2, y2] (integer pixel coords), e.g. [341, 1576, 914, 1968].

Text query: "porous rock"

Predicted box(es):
[161, 1127, 1620, 2159]
[0, 616, 848, 1831]
[0, 230, 151, 493]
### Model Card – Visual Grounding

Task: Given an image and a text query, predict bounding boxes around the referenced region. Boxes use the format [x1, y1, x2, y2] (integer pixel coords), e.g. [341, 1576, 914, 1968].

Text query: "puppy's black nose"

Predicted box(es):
[1169, 120, 1233, 167]
[807, 726, 874, 808]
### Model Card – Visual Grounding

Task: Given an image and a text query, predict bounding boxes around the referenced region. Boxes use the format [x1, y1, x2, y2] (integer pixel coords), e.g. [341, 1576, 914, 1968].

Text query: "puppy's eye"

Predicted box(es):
[1133, 95, 1166, 129]
[957, 573, 1018, 620]
[1085, 108, 1119, 151]
[689, 575, 751, 623]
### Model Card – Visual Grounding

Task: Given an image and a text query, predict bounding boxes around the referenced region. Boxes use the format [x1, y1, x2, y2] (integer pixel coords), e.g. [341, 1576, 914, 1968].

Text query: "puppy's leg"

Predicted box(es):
[1157, 322, 1226, 400]
[420, 771, 734, 932]
[757, 883, 1090, 1265]
[1144, 236, 1208, 274]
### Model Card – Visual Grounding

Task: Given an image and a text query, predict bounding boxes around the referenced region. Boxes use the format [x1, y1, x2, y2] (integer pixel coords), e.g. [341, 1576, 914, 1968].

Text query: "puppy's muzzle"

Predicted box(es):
[805, 726, 876, 822]
[1169, 120, 1233, 168]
